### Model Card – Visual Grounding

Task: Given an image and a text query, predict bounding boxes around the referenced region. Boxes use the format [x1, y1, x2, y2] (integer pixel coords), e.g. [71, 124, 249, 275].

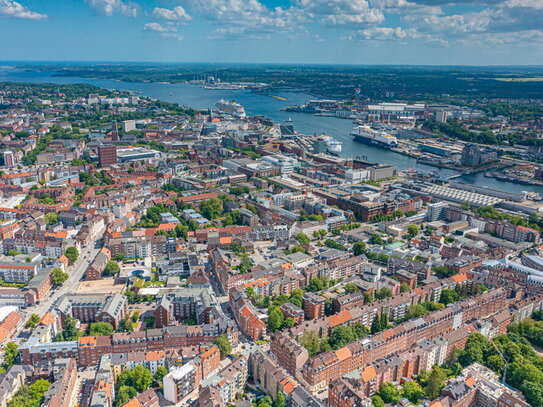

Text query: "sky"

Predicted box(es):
[1, 0, 543, 65]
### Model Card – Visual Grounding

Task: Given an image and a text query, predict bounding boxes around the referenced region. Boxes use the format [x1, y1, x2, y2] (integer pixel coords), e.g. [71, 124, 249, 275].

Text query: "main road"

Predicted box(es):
[12, 242, 102, 345]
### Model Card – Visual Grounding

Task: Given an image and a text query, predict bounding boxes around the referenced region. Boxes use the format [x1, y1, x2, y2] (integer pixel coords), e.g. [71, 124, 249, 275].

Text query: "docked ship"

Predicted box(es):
[351, 125, 398, 149]
[282, 99, 340, 114]
[214, 100, 246, 118]
[312, 135, 343, 155]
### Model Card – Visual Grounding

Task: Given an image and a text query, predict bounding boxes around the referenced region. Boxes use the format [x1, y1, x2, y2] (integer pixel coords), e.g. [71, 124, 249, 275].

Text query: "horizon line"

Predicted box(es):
[2, 60, 543, 69]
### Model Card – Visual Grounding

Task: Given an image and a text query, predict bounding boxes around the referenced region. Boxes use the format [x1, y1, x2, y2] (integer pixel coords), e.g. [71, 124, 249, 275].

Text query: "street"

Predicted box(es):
[11, 242, 101, 345]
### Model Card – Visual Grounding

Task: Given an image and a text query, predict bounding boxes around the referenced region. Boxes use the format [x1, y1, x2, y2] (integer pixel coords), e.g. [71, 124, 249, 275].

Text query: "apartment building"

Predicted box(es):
[303, 292, 325, 320]
[85, 247, 111, 281]
[164, 363, 198, 404]
[55, 293, 127, 328]
[230, 289, 267, 341]
[42, 358, 78, 407]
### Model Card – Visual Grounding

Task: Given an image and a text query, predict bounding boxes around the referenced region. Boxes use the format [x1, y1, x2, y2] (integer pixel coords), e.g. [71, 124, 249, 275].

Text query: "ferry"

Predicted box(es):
[214, 100, 246, 118]
[351, 125, 398, 149]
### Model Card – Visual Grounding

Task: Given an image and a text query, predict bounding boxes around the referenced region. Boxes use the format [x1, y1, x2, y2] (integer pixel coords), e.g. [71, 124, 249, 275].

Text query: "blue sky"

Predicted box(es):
[1, 0, 543, 65]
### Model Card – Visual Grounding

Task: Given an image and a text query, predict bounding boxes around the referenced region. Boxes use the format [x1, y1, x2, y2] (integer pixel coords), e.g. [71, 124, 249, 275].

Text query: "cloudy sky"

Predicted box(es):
[1, 0, 543, 65]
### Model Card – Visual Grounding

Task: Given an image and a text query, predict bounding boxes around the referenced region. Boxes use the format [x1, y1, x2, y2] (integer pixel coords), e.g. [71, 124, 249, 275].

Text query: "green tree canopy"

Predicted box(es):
[353, 241, 367, 256]
[64, 247, 79, 264]
[103, 261, 120, 276]
[378, 382, 400, 404]
[213, 335, 232, 358]
[52, 268, 68, 285]
[89, 322, 114, 336]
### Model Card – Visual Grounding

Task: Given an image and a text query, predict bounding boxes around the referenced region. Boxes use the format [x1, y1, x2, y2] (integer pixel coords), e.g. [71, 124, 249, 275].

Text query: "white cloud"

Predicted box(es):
[369, 0, 441, 14]
[85, 0, 140, 17]
[186, 0, 304, 39]
[0, 0, 47, 20]
[350, 26, 422, 40]
[152, 6, 192, 22]
[144, 22, 183, 40]
[144, 22, 175, 33]
[297, 0, 385, 27]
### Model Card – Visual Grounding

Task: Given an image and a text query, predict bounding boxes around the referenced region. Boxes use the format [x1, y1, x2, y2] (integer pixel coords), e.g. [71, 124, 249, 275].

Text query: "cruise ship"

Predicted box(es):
[312, 135, 343, 155]
[214, 100, 246, 118]
[351, 125, 398, 149]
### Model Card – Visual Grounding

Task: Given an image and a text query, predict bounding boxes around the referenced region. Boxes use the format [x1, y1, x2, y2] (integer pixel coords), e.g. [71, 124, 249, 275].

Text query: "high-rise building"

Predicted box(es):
[98, 145, 117, 167]
[3, 150, 15, 167]
[461, 144, 498, 167]
[436, 110, 449, 123]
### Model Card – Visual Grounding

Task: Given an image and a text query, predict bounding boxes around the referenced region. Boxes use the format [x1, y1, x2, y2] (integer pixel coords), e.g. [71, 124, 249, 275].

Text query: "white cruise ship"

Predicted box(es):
[214, 100, 246, 118]
[351, 125, 398, 149]
[312, 135, 343, 154]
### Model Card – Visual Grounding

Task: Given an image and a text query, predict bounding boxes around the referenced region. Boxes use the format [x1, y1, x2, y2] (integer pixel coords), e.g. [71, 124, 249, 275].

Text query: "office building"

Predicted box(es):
[98, 145, 117, 167]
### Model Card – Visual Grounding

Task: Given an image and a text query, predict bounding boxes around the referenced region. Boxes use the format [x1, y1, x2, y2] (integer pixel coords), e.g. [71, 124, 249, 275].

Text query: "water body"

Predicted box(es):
[2, 66, 542, 195]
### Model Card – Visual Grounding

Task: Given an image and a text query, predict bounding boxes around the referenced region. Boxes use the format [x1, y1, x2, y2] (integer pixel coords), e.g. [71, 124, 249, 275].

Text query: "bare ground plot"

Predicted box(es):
[76, 277, 125, 294]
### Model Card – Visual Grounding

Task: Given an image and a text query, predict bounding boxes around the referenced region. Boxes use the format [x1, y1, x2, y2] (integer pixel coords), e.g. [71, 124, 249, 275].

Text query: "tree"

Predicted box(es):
[2, 342, 18, 369]
[258, 396, 273, 407]
[423, 366, 448, 399]
[114, 253, 126, 262]
[44, 212, 59, 226]
[378, 382, 400, 404]
[329, 326, 356, 349]
[440, 288, 460, 305]
[353, 241, 367, 256]
[344, 283, 358, 294]
[309, 278, 325, 292]
[407, 304, 429, 319]
[407, 224, 419, 237]
[131, 311, 139, 323]
[116, 385, 137, 406]
[371, 314, 381, 334]
[289, 294, 303, 309]
[154, 366, 168, 383]
[52, 267, 68, 285]
[64, 247, 79, 264]
[300, 330, 327, 357]
[284, 317, 295, 329]
[119, 316, 134, 332]
[363, 291, 374, 304]
[213, 335, 232, 358]
[402, 381, 425, 404]
[433, 265, 456, 278]
[89, 322, 114, 336]
[295, 233, 310, 246]
[353, 322, 369, 339]
[486, 354, 505, 375]
[26, 313, 40, 328]
[400, 282, 411, 293]
[268, 309, 284, 332]
[372, 395, 385, 407]
[199, 197, 223, 220]
[118, 365, 153, 392]
[30, 379, 51, 396]
[369, 234, 384, 245]
[375, 288, 392, 300]
[459, 341, 484, 366]
[523, 381, 543, 407]
[7, 249, 20, 256]
[274, 392, 286, 407]
[103, 261, 120, 276]
[324, 239, 346, 251]
[61, 316, 80, 341]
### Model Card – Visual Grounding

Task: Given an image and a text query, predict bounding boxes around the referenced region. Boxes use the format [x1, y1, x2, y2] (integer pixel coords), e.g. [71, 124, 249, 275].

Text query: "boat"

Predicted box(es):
[214, 100, 246, 118]
[312, 134, 342, 154]
[351, 125, 398, 149]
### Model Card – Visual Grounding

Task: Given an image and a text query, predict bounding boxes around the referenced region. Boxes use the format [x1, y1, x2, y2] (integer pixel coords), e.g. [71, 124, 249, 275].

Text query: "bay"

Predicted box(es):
[1, 66, 542, 195]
